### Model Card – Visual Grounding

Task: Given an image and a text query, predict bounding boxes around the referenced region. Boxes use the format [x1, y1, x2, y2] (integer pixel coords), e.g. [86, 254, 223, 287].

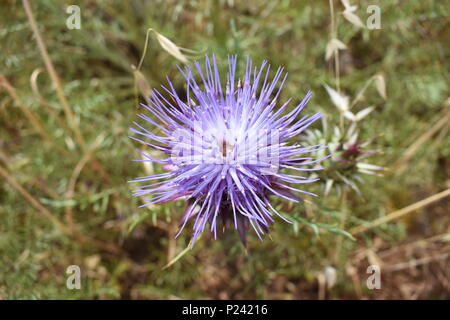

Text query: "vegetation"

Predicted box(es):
[0, 0, 449, 299]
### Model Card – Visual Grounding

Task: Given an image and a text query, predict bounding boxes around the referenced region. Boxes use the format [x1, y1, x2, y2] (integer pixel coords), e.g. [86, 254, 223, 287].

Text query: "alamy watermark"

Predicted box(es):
[366, 5, 381, 30]
[66, 265, 81, 290]
[66, 5, 81, 30]
[366, 265, 381, 290]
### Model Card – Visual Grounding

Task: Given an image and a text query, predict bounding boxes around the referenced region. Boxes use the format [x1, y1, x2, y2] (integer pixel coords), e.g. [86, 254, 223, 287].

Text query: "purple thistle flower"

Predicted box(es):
[130, 55, 326, 246]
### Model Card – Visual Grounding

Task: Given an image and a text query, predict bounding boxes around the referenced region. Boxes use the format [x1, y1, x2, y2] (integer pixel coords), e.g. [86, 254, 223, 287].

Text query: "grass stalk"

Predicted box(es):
[351, 188, 450, 235]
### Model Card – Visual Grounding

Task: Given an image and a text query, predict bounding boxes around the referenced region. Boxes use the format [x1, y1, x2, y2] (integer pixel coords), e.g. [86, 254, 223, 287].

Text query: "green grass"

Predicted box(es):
[0, 0, 449, 299]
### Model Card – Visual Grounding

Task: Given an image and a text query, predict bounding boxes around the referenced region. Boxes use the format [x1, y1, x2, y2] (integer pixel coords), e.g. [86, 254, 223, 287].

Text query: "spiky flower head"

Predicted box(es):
[303, 118, 383, 196]
[130, 56, 325, 245]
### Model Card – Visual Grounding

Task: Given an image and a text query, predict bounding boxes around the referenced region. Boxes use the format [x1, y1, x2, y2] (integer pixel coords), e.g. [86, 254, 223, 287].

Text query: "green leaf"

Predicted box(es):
[313, 222, 355, 241]
[290, 216, 319, 238]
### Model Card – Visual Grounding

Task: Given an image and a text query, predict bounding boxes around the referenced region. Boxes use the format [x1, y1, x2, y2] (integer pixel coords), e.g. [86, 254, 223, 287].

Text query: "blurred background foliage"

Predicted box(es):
[0, 0, 449, 299]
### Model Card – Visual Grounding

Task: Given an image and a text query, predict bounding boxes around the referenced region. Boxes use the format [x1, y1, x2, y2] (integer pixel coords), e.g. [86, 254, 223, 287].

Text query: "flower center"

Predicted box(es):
[219, 139, 234, 157]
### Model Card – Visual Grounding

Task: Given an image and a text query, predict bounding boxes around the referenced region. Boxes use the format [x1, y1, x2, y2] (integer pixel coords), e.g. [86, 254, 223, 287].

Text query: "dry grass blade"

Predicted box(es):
[350, 76, 374, 107]
[328, 0, 341, 92]
[0, 164, 70, 234]
[378, 233, 450, 258]
[23, 0, 114, 188]
[22, 0, 85, 149]
[133, 68, 153, 106]
[65, 133, 106, 230]
[384, 252, 450, 272]
[0, 76, 63, 152]
[374, 74, 387, 99]
[391, 109, 450, 174]
[0, 149, 61, 199]
[351, 188, 450, 235]
[30, 68, 68, 130]
[137, 28, 199, 70]
[0, 163, 122, 254]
